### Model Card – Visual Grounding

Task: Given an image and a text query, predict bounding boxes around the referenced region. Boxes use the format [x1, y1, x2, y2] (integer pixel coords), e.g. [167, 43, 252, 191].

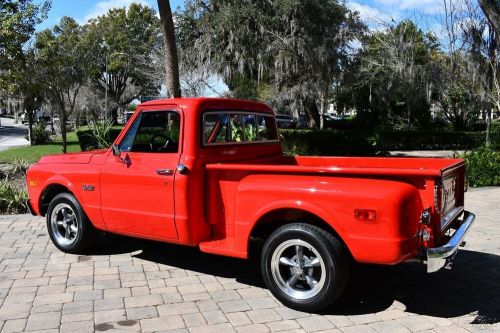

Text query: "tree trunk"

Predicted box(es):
[59, 103, 67, 153]
[486, 107, 492, 147]
[157, 0, 181, 98]
[479, 0, 500, 44]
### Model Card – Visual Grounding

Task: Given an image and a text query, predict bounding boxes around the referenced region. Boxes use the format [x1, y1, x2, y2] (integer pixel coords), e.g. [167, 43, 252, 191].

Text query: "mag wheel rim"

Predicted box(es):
[270, 239, 326, 300]
[50, 203, 78, 246]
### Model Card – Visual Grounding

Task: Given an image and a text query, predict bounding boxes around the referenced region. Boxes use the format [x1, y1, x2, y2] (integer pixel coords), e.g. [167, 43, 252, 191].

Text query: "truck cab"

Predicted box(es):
[26, 98, 475, 312]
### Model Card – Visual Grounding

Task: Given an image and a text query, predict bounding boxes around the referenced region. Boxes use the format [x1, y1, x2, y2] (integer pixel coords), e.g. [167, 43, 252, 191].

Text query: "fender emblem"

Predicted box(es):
[82, 184, 95, 191]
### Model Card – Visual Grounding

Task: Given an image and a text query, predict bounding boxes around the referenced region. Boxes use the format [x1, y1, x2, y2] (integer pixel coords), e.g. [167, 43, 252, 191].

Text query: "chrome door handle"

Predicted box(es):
[156, 169, 174, 176]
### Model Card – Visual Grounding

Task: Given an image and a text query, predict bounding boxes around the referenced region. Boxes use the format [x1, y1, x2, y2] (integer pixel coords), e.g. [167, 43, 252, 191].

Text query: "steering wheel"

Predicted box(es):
[149, 134, 172, 152]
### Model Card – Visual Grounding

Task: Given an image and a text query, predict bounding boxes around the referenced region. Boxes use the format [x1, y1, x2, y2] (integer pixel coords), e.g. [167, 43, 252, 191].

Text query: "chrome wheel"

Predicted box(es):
[270, 239, 326, 300]
[50, 203, 78, 246]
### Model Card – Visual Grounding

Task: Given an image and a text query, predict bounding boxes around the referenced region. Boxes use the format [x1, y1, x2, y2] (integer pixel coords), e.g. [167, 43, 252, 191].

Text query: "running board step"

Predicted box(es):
[199, 238, 247, 259]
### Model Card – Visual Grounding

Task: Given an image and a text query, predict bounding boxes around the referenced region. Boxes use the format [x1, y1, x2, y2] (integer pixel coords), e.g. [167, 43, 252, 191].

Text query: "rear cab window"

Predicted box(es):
[203, 111, 278, 145]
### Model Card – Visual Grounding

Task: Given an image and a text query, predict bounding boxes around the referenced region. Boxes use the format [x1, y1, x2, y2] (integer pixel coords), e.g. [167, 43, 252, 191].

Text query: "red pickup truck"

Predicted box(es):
[26, 98, 475, 311]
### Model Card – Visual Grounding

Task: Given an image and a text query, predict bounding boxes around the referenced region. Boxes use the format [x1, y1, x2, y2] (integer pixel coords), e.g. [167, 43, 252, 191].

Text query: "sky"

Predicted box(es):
[38, 0, 447, 31]
[38, 0, 184, 29]
[34, 0, 450, 97]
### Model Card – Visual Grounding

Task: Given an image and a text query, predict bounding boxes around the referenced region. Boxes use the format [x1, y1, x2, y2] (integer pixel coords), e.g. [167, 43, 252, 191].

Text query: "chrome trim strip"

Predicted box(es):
[427, 211, 475, 273]
[441, 206, 464, 231]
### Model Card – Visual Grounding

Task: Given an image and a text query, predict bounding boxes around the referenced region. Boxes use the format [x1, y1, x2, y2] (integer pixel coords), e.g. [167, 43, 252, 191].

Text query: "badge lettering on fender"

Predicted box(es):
[82, 184, 95, 191]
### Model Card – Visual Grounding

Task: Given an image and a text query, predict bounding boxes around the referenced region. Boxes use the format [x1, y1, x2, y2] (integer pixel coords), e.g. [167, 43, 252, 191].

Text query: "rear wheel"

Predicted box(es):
[261, 223, 349, 312]
[46, 193, 97, 253]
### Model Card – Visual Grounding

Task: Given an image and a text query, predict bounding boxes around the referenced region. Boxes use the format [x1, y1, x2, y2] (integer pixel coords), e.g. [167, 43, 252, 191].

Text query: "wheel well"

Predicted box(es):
[39, 184, 72, 217]
[248, 208, 351, 260]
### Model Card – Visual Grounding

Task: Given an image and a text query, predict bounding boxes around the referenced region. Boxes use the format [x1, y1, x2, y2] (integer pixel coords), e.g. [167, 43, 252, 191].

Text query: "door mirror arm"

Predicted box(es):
[111, 144, 125, 163]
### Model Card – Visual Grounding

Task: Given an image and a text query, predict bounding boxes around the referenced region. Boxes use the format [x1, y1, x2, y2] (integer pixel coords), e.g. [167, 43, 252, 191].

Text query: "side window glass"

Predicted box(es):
[244, 114, 257, 141]
[203, 112, 278, 145]
[257, 115, 278, 141]
[119, 113, 142, 152]
[230, 114, 245, 142]
[130, 111, 180, 153]
[204, 113, 230, 144]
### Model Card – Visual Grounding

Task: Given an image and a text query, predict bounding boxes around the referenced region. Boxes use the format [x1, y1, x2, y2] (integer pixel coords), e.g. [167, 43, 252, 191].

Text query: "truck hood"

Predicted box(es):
[38, 149, 108, 164]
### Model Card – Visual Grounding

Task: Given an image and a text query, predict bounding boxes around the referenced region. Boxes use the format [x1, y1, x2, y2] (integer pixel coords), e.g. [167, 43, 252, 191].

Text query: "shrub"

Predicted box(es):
[25, 122, 51, 145]
[374, 130, 485, 150]
[2, 159, 30, 179]
[281, 129, 378, 156]
[77, 126, 122, 151]
[462, 147, 500, 187]
[0, 181, 28, 214]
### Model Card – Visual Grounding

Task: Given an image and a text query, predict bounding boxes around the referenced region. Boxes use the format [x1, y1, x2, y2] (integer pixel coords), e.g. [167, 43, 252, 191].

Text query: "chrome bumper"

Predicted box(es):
[427, 211, 475, 273]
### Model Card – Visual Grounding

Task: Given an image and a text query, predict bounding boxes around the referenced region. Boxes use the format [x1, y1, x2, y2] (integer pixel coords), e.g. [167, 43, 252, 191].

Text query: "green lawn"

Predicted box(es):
[0, 131, 82, 163]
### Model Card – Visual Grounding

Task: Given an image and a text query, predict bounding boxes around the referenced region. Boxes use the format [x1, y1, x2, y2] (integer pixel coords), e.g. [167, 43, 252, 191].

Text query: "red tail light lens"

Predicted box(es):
[354, 209, 377, 222]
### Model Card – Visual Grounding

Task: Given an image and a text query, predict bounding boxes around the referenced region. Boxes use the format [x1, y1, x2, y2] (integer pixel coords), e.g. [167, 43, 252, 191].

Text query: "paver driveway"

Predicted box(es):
[0, 187, 499, 333]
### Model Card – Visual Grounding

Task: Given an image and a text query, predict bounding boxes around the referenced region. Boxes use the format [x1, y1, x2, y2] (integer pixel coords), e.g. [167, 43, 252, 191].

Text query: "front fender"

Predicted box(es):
[27, 164, 105, 230]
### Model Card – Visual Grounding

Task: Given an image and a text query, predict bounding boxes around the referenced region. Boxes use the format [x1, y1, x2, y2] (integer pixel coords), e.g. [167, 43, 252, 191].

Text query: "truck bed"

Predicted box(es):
[206, 156, 464, 177]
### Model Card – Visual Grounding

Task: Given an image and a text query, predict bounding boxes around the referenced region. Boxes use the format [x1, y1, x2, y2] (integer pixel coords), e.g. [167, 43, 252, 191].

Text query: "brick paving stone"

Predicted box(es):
[94, 309, 126, 324]
[94, 297, 124, 311]
[209, 290, 241, 302]
[0, 302, 31, 320]
[125, 306, 158, 320]
[266, 319, 301, 331]
[273, 307, 310, 320]
[397, 317, 437, 331]
[235, 323, 270, 333]
[25, 311, 61, 331]
[202, 310, 227, 325]
[61, 311, 94, 323]
[246, 297, 279, 310]
[219, 300, 252, 313]
[297, 316, 336, 331]
[124, 294, 163, 308]
[62, 301, 93, 315]
[157, 301, 199, 316]
[370, 320, 411, 333]
[196, 300, 219, 312]
[74, 290, 102, 302]
[140, 315, 185, 332]
[182, 312, 207, 327]
[3, 292, 36, 305]
[33, 292, 73, 306]
[246, 309, 282, 324]
[2, 319, 26, 333]
[59, 320, 95, 333]
[189, 323, 236, 333]
[341, 326, 378, 333]
[30, 303, 62, 314]
[104, 288, 132, 299]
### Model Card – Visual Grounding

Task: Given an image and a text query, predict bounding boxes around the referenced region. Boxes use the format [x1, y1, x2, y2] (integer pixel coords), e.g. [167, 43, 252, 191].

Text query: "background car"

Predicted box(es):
[275, 114, 297, 128]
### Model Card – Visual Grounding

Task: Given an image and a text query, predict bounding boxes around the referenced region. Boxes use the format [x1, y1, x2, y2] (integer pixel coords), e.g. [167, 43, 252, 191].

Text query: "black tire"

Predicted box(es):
[261, 223, 349, 312]
[46, 192, 97, 254]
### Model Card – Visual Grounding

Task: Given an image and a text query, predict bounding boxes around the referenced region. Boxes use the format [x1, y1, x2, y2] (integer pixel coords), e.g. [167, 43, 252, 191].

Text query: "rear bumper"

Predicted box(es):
[427, 211, 475, 273]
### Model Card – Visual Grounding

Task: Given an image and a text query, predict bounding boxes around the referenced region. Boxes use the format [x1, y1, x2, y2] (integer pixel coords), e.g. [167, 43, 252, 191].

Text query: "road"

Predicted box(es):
[0, 187, 498, 332]
[0, 117, 29, 152]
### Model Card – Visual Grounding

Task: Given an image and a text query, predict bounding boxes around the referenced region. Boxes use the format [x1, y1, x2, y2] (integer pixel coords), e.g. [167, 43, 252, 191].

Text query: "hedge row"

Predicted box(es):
[280, 129, 377, 156]
[374, 131, 488, 151]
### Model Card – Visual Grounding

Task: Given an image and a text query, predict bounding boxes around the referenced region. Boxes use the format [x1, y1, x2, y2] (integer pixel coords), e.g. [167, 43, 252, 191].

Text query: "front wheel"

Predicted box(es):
[46, 193, 97, 254]
[261, 223, 349, 312]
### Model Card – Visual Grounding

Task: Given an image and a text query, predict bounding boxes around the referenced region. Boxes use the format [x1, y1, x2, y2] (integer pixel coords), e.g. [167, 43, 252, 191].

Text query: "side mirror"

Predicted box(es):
[111, 144, 121, 156]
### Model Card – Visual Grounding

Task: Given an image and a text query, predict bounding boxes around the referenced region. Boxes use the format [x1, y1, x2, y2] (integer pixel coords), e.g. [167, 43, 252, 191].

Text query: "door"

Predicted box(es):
[100, 110, 181, 239]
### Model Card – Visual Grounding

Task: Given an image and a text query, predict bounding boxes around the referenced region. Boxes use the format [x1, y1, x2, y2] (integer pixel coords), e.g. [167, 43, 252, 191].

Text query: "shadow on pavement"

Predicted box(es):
[87, 235, 500, 324]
